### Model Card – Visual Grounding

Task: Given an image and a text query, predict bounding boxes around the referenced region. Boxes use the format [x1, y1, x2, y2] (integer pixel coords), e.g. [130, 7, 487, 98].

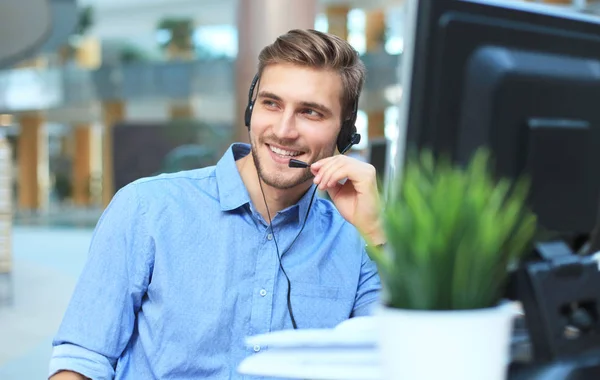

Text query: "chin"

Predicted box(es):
[260, 170, 312, 190]
[259, 156, 313, 190]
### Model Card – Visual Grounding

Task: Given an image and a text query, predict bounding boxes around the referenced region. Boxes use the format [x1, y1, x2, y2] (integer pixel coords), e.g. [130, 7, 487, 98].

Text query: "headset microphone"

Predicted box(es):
[287, 133, 361, 169]
[289, 158, 309, 168]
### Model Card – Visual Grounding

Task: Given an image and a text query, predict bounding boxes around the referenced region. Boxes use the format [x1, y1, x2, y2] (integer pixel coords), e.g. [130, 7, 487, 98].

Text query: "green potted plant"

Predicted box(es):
[156, 18, 195, 60]
[118, 43, 151, 64]
[60, 6, 94, 63]
[367, 148, 537, 380]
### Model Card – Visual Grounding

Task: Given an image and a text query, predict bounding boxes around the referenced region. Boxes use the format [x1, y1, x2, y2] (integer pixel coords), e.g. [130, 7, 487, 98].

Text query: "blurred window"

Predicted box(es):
[193, 25, 238, 58]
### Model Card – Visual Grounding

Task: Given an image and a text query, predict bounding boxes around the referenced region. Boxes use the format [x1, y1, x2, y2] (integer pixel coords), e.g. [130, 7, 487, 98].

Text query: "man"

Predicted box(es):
[49, 29, 384, 380]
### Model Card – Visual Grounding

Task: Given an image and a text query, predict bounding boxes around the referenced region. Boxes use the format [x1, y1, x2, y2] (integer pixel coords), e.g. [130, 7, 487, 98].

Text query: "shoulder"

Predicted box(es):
[132, 166, 216, 196]
[114, 166, 218, 214]
[132, 166, 216, 190]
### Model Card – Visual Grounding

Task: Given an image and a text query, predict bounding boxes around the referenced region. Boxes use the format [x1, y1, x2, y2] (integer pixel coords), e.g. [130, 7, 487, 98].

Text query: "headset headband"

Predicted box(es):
[245, 73, 360, 153]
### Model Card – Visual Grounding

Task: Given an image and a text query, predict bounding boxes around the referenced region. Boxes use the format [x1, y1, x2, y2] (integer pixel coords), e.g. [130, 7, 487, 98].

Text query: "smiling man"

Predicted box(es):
[49, 29, 384, 380]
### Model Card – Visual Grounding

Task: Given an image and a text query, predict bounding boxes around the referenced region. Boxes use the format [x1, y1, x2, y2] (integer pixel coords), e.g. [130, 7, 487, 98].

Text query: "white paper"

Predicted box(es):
[239, 317, 381, 379]
[245, 316, 377, 349]
[238, 349, 381, 380]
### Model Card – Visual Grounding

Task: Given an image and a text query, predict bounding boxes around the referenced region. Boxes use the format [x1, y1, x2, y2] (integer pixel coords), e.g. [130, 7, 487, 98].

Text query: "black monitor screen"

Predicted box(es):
[398, 0, 600, 236]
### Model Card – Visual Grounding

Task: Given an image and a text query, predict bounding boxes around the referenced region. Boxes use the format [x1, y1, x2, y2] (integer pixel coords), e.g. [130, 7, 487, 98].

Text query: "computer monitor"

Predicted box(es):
[395, 0, 600, 241]
[394, 0, 600, 375]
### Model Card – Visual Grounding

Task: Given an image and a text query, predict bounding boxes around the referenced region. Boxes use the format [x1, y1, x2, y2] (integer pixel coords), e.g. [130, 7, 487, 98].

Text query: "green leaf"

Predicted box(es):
[367, 147, 537, 311]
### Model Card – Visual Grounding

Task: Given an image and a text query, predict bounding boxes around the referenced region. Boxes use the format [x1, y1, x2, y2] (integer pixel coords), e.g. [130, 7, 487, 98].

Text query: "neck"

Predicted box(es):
[236, 153, 312, 223]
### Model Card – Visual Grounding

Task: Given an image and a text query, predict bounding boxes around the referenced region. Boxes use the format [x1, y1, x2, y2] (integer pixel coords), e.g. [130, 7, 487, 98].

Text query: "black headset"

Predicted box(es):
[244, 73, 361, 154]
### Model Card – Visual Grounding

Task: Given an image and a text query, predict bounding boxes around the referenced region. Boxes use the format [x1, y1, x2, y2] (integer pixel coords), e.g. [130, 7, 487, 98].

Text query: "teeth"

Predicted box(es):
[270, 145, 301, 157]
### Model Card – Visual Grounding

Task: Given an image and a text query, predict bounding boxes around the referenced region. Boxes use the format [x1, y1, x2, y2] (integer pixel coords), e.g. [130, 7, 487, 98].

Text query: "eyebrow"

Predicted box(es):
[257, 90, 333, 117]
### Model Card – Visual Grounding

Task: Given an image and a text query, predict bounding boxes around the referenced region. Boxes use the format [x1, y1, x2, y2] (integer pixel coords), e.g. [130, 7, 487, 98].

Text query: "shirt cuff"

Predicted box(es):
[48, 343, 116, 380]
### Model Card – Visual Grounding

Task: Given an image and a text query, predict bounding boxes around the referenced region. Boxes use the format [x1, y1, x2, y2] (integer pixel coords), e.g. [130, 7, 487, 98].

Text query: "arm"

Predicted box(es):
[351, 246, 382, 317]
[48, 183, 154, 380]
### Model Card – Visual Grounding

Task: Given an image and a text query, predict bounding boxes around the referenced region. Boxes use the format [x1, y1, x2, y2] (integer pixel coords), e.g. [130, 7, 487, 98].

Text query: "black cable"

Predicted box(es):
[256, 138, 353, 329]
[257, 176, 318, 330]
[245, 75, 344, 329]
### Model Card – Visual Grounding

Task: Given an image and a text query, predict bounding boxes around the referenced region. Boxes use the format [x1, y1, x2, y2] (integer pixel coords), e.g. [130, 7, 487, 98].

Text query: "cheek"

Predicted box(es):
[308, 125, 340, 151]
[250, 111, 272, 133]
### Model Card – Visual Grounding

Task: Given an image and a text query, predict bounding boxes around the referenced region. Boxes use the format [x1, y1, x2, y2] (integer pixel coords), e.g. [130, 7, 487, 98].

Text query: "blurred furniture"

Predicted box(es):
[0, 0, 53, 304]
[0, 0, 52, 67]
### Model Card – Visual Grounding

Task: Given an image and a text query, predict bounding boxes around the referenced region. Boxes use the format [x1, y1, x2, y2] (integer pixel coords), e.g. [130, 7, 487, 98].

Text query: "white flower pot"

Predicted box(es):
[375, 303, 517, 380]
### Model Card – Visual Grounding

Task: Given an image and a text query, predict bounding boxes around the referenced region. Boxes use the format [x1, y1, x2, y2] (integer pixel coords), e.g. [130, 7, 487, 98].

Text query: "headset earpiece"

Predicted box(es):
[244, 102, 254, 129]
[245, 74, 260, 130]
[337, 122, 356, 153]
[336, 96, 361, 154]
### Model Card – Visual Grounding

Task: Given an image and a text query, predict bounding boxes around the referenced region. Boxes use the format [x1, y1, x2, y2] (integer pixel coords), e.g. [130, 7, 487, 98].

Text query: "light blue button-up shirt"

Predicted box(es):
[49, 143, 381, 379]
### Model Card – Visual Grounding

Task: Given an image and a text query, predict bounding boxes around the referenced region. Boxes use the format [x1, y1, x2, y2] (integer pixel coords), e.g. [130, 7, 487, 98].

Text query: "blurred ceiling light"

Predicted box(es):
[385, 106, 400, 141]
[385, 37, 404, 54]
[193, 25, 237, 58]
[348, 8, 367, 55]
[348, 34, 366, 55]
[384, 85, 403, 104]
[155, 29, 171, 45]
[314, 14, 329, 33]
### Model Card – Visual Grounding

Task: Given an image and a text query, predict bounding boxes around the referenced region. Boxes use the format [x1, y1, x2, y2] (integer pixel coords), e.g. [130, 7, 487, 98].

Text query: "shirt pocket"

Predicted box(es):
[292, 283, 340, 299]
[291, 283, 353, 328]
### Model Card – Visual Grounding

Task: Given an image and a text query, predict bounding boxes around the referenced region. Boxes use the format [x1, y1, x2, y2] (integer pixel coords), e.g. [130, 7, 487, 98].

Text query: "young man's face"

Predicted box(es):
[249, 63, 343, 190]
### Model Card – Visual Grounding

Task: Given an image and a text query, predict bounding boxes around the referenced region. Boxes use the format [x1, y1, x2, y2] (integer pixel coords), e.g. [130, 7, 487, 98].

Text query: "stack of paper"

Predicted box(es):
[237, 317, 381, 380]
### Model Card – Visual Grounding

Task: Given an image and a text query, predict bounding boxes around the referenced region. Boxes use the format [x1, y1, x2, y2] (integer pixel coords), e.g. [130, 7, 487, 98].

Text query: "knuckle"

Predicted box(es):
[367, 164, 377, 177]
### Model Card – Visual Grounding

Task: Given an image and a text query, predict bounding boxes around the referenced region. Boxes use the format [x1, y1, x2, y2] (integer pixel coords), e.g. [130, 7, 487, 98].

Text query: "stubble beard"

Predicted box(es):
[251, 139, 315, 190]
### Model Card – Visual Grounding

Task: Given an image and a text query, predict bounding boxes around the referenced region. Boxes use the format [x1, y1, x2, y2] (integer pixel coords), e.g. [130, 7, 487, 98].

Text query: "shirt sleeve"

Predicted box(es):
[48, 183, 154, 380]
[351, 246, 381, 317]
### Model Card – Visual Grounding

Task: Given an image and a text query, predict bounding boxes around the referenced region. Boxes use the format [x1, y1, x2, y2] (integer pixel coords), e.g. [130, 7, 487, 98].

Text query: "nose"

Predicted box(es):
[272, 110, 299, 141]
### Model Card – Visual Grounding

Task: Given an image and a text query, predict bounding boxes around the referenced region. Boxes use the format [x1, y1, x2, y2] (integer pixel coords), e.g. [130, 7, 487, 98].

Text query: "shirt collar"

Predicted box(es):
[216, 143, 318, 226]
[288, 181, 318, 227]
[216, 143, 252, 212]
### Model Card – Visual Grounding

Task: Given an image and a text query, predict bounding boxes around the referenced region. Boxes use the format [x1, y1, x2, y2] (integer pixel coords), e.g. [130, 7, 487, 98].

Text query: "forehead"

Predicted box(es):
[259, 64, 343, 110]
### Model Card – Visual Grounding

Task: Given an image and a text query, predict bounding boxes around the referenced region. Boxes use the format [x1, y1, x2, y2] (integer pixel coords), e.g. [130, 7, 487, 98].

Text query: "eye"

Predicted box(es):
[301, 108, 323, 119]
[262, 100, 278, 109]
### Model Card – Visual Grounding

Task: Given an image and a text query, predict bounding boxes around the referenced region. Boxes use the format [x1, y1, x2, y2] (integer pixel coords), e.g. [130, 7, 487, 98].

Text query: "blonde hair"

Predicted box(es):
[258, 29, 366, 123]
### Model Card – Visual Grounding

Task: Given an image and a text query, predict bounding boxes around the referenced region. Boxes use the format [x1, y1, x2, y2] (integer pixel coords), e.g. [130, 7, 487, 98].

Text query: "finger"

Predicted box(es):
[311, 156, 338, 184]
[310, 156, 335, 176]
[327, 163, 377, 194]
[321, 167, 348, 189]
[313, 157, 344, 186]
[326, 163, 349, 188]
[318, 159, 349, 190]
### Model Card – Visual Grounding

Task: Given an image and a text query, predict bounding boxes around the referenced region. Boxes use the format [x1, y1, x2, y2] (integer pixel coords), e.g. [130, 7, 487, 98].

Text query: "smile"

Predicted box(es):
[266, 144, 306, 165]
[268, 144, 303, 157]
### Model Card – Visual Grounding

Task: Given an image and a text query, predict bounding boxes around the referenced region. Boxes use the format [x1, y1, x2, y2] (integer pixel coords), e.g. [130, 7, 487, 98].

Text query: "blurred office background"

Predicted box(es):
[0, 0, 595, 378]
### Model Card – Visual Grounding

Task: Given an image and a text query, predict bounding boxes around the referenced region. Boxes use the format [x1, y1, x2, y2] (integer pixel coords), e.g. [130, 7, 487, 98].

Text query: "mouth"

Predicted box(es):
[266, 143, 306, 164]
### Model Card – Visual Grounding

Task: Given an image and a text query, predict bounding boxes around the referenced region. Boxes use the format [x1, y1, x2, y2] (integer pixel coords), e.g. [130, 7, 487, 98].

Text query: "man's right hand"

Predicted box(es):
[49, 370, 88, 380]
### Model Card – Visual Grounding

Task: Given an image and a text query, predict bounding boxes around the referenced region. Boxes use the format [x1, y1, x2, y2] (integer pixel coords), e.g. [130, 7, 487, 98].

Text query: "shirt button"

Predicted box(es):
[253, 345, 261, 352]
[260, 289, 267, 297]
[267, 233, 273, 241]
